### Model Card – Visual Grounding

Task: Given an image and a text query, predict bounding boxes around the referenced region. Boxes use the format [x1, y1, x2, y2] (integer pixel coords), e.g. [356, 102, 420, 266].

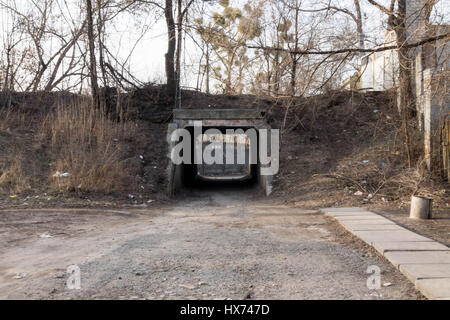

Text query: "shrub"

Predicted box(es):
[41, 101, 139, 194]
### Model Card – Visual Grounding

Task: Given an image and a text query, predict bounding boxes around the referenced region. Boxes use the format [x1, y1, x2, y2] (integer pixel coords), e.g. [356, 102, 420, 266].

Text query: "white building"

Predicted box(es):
[359, 30, 399, 91]
[356, 0, 449, 175]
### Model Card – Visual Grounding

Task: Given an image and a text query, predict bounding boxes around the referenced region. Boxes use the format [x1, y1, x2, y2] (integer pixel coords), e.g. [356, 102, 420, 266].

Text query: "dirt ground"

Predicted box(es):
[0, 89, 447, 300]
[0, 187, 423, 300]
[370, 207, 450, 247]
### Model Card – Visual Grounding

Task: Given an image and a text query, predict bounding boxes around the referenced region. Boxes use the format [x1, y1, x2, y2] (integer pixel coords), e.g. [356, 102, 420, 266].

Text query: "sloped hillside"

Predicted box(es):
[0, 87, 447, 211]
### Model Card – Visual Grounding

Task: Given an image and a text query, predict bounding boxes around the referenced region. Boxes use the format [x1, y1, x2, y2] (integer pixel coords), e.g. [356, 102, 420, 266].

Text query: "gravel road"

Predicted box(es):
[0, 188, 422, 299]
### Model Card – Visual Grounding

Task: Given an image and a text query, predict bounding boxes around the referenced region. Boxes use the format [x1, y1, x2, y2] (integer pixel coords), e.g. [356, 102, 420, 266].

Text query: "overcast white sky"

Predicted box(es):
[113, 0, 449, 89]
[1, 0, 448, 91]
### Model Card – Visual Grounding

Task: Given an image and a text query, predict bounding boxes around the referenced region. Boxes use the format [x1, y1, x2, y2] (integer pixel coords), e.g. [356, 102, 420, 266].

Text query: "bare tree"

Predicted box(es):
[164, 0, 176, 98]
[0, 0, 88, 92]
[86, 0, 100, 108]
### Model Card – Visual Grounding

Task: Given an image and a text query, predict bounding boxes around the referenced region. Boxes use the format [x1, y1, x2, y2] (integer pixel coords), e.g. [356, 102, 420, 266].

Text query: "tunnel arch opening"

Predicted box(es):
[167, 109, 274, 197]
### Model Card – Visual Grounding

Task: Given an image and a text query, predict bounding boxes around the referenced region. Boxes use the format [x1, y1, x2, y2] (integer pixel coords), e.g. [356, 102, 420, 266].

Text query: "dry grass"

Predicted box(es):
[40, 101, 139, 194]
[0, 107, 33, 194]
[0, 105, 32, 131]
[0, 155, 31, 194]
[274, 90, 449, 209]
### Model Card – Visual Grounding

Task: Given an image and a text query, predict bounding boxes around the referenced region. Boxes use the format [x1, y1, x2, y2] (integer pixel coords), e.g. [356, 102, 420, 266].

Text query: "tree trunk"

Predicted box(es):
[174, 0, 183, 107]
[353, 0, 365, 56]
[205, 43, 210, 94]
[274, 49, 280, 96]
[3, 47, 11, 92]
[97, 0, 107, 89]
[175, 0, 182, 87]
[393, 0, 414, 166]
[165, 0, 176, 99]
[290, 53, 297, 96]
[86, 0, 100, 109]
[266, 57, 272, 95]
[225, 54, 233, 94]
[290, 1, 299, 96]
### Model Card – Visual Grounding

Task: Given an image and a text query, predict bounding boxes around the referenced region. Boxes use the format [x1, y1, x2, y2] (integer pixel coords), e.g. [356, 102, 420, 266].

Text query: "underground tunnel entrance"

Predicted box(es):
[167, 109, 275, 197]
[179, 126, 260, 192]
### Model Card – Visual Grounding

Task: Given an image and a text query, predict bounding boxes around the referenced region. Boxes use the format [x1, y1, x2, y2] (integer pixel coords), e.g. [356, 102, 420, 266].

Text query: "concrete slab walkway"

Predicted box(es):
[321, 207, 450, 300]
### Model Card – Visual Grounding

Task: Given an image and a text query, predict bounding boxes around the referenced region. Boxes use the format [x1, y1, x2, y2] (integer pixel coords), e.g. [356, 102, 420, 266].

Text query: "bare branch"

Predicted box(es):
[248, 33, 449, 55]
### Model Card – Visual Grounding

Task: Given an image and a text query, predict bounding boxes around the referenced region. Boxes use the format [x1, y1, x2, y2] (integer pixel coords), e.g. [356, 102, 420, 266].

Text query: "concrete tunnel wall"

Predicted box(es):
[166, 120, 274, 197]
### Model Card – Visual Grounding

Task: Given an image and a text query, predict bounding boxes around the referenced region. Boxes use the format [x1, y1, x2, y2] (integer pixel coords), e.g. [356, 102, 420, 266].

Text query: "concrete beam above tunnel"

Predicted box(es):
[173, 109, 265, 120]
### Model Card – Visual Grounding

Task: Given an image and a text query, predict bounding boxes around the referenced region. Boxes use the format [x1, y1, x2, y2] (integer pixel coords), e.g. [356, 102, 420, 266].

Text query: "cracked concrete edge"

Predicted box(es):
[399, 264, 450, 283]
[320, 207, 450, 300]
[415, 279, 450, 300]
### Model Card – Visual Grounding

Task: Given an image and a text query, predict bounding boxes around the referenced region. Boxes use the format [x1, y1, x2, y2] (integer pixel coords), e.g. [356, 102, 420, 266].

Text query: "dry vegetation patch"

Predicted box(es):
[269, 90, 449, 209]
[40, 101, 140, 194]
[0, 88, 447, 211]
[0, 96, 160, 206]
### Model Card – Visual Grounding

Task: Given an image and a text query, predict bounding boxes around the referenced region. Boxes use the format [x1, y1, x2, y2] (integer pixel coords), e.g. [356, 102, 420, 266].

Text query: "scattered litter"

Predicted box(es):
[362, 160, 369, 164]
[147, 200, 154, 204]
[361, 180, 367, 184]
[53, 171, 70, 178]
[179, 284, 196, 290]
[381, 197, 388, 202]
[153, 166, 158, 169]
[113, 138, 119, 142]
[354, 191, 363, 196]
[373, 109, 380, 113]
[368, 193, 373, 199]
[139, 155, 144, 160]
[40, 233, 53, 238]
[367, 292, 383, 298]
[9, 195, 17, 198]
[13, 273, 27, 279]
[128, 194, 135, 199]
[383, 282, 393, 287]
